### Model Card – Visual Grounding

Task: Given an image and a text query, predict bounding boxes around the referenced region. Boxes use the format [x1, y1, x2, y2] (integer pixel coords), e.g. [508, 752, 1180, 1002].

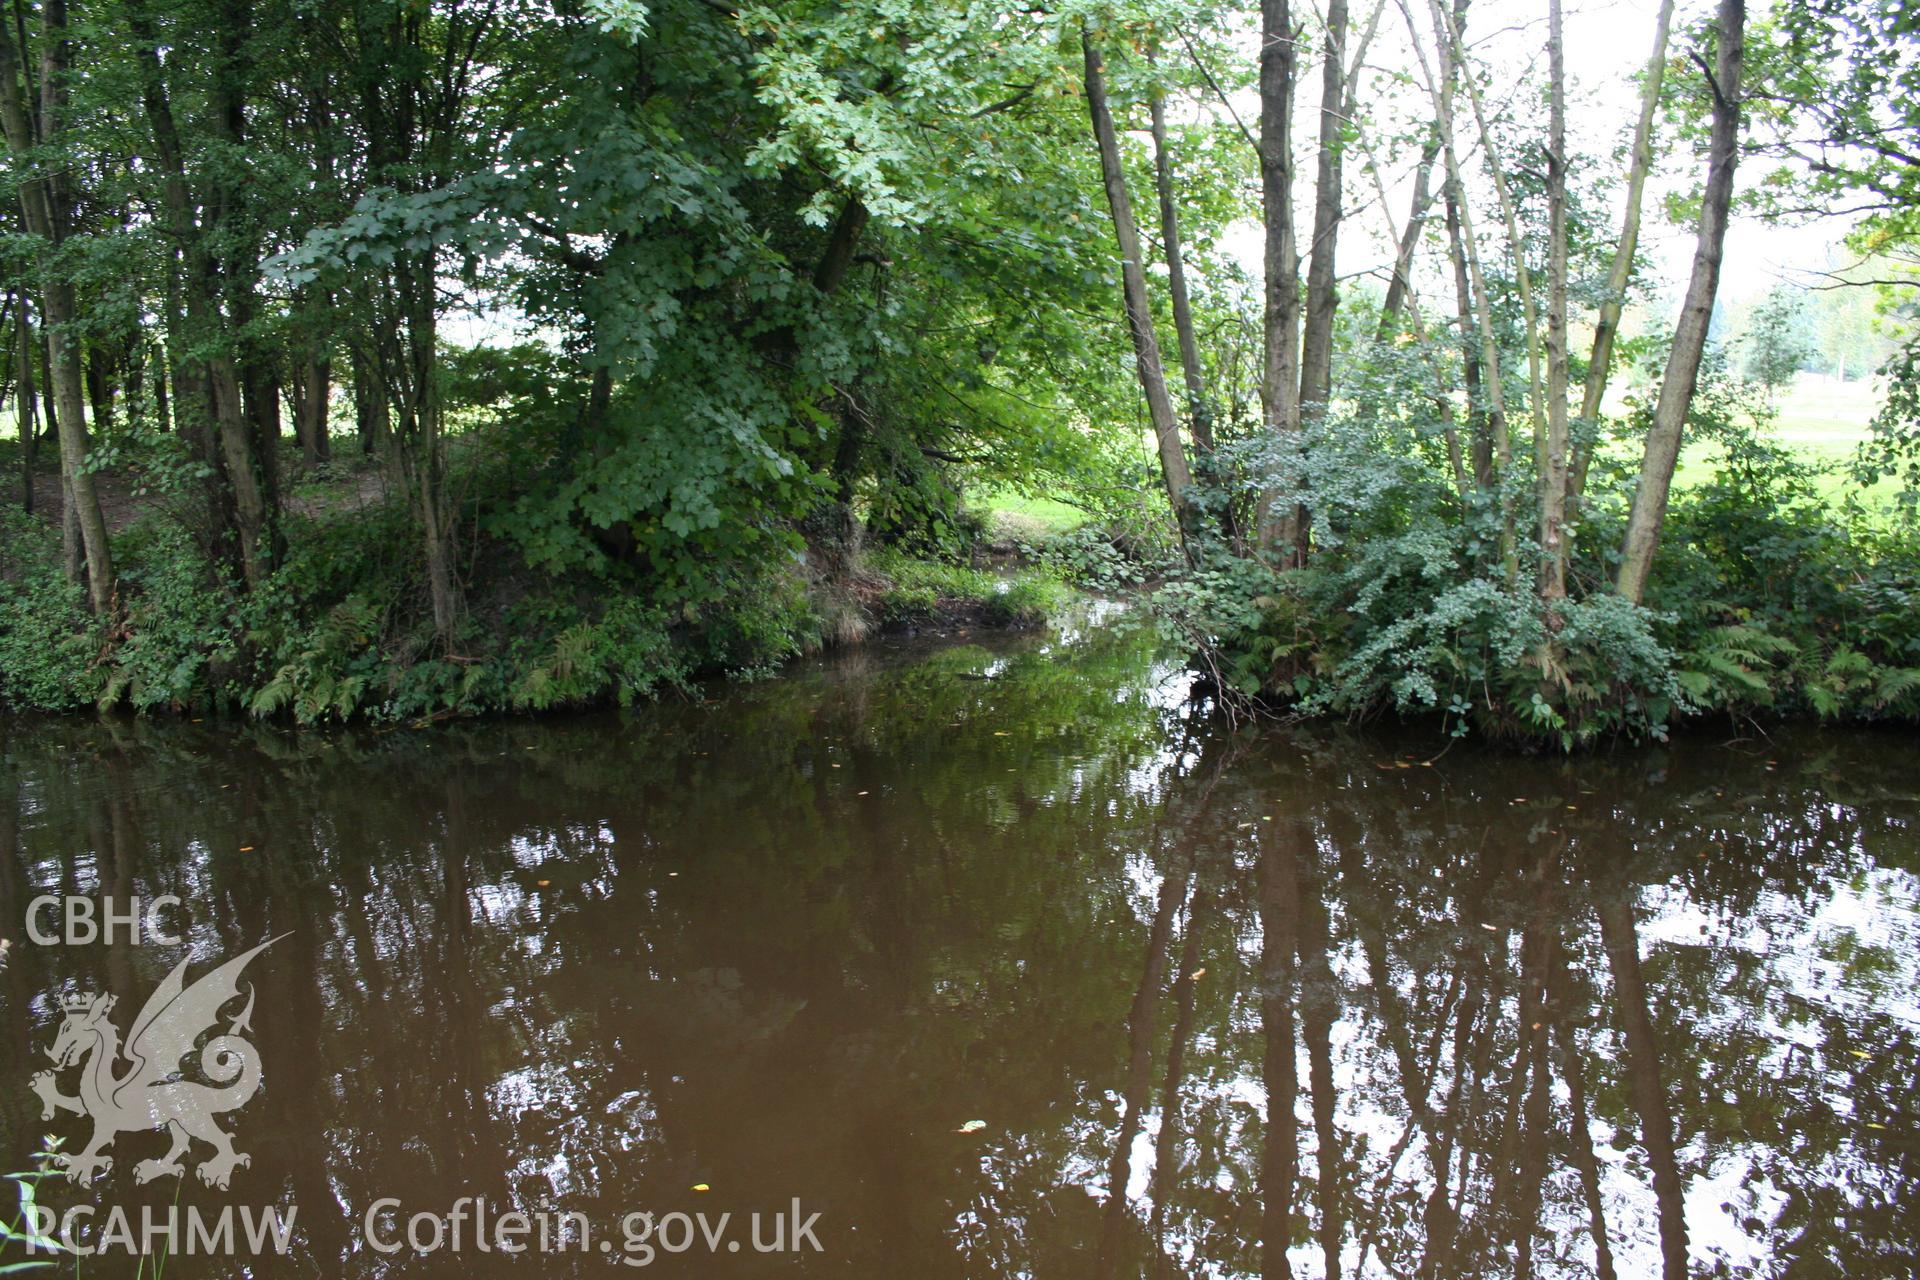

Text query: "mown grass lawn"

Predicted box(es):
[1670, 374, 1899, 510]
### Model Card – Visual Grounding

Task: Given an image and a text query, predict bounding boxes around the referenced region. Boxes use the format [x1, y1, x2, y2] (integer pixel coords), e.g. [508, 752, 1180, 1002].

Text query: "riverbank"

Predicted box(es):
[0, 450, 1071, 724]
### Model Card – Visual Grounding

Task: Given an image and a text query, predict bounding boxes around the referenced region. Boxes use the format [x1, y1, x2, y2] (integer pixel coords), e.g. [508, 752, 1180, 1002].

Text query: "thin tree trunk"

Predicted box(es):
[1356, 135, 1465, 493]
[1258, 823, 1301, 1280]
[1258, 0, 1303, 560]
[1408, 0, 1514, 573]
[1596, 896, 1689, 1280]
[1095, 850, 1192, 1280]
[1616, 0, 1744, 604]
[1377, 141, 1439, 341]
[1297, 844, 1344, 1279]
[1539, 0, 1571, 601]
[14, 296, 35, 513]
[397, 266, 459, 643]
[85, 343, 112, 438]
[1432, 0, 1548, 488]
[1444, 187, 1491, 489]
[1146, 62, 1214, 456]
[294, 352, 333, 465]
[1298, 0, 1350, 432]
[1149, 879, 1209, 1276]
[125, 0, 275, 588]
[1570, 0, 1677, 501]
[1549, 934, 1618, 1280]
[1082, 33, 1194, 541]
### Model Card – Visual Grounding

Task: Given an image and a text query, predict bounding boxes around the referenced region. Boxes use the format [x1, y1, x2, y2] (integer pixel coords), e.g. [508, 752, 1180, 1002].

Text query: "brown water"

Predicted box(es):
[1, 607, 1917, 1277]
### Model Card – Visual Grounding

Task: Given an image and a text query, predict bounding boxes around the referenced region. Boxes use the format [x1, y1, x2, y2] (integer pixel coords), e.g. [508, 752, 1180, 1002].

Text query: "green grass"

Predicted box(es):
[972, 487, 1089, 541]
[868, 548, 1068, 627]
[1671, 375, 1894, 508]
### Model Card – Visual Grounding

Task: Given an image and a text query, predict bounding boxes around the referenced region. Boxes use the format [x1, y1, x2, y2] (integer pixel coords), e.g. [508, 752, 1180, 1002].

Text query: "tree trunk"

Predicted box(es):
[14, 297, 35, 513]
[295, 353, 333, 465]
[1414, 0, 1514, 573]
[1570, 0, 1677, 501]
[0, 5, 112, 612]
[1444, 186, 1491, 489]
[126, 0, 276, 588]
[351, 343, 386, 454]
[1539, 0, 1571, 601]
[1298, 0, 1350, 428]
[1297, 844, 1343, 1278]
[1616, 0, 1744, 604]
[1258, 823, 1301, 1280]
[1082, 33, 1193, 541]
[1376, 141, 1438, 341]
[1597, 897, 1689, 1280]
[1258, 0, 1303, 560]
[1432, 0, 1547, 573]
[1549, 934, 1617, 1280]
[398, 264, 460, 644]
[85, 343, 113, 438]
[1147, 67, 1214, 456]
[1094, 849, 1191, 1279]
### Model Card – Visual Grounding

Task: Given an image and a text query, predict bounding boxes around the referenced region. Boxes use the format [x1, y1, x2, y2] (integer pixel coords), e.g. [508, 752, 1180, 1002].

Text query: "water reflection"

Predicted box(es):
[1, 615, 1916, 1276]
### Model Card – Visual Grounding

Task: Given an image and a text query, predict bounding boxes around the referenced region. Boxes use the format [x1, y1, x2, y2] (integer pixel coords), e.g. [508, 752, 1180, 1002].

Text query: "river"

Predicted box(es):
[2, 604, 1916, 1276]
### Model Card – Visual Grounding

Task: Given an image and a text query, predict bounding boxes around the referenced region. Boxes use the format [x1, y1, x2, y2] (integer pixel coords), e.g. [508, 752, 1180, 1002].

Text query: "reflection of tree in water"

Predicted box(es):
[0, 622, 1915, 1277]
[1113, 734, 1920, 1279]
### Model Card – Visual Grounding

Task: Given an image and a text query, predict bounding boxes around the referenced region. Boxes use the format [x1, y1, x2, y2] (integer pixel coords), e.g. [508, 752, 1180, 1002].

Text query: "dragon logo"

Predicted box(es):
[30, 937, 282, 1190]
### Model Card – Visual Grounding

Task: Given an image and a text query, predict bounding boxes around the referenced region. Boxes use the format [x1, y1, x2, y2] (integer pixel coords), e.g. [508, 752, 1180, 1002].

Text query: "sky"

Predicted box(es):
[1212, 0, 1852, 321]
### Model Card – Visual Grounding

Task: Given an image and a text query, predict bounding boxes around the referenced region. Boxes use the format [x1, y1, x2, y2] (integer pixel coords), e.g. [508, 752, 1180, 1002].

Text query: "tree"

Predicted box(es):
[1617, 0, 1747, 606]
[1082, 30, 1194, 543]
[1741, 285, 1812, 402]
[0, 0, 114, 612]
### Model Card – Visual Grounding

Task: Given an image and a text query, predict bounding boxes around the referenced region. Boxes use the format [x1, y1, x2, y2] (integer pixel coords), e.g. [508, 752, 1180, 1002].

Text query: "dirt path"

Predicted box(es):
[20, 453, 392, 534]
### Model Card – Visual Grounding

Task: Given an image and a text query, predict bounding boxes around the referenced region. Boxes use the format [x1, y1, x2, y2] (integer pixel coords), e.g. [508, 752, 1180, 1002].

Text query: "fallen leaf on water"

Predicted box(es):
[955, 1120, 986, 1134]
[1865, 1122, 1888, 1130]
[536, 880, 551, 888]
[239, 846, 255, 853]
[1850, 1049, 1871, 1059]
[857, 790, 870, 796]
[1190, 967, 1207, 980]
[1479, 923, 1497, 931]
[692, 1183, 711, 1192]
[993, 731, 1011, 737]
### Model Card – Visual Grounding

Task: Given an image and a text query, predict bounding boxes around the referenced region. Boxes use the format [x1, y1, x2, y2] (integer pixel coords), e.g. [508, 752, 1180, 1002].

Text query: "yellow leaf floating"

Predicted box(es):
[239, 845, 255, 852]
[692, 1183, 711, 1192]
[1190, 967, 1207, 980]
[955, 1120, 986, 1134]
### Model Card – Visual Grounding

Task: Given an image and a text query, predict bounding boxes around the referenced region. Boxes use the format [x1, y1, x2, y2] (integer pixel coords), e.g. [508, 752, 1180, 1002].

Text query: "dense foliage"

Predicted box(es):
[0, 0, 1913, 744]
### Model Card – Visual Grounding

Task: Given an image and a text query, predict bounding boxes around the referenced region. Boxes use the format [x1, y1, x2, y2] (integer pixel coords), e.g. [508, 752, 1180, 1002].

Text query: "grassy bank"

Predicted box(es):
[0, 450, 1069, 725]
